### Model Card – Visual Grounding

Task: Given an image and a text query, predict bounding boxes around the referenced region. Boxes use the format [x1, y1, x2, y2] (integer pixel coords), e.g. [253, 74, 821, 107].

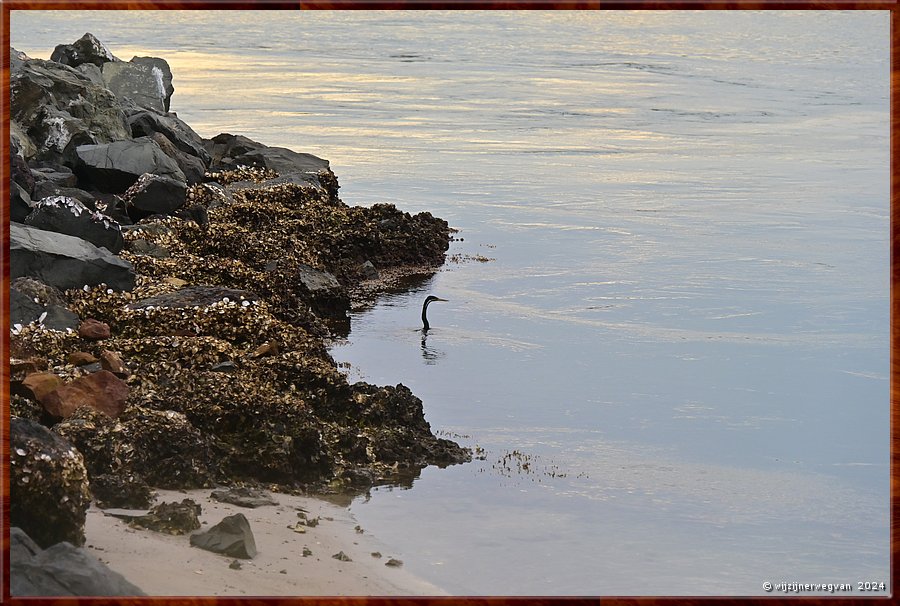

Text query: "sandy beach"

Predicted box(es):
[82, 488, 446, 596]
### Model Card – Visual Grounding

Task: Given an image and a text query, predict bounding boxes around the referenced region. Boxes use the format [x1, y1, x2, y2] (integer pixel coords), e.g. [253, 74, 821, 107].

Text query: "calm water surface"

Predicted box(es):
[11, 10, 890, 595]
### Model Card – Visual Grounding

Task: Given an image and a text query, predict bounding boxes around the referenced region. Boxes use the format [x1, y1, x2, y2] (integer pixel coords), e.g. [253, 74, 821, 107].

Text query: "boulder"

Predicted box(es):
[10, 418, 92, 549]
[90, 473, 155, 509]
[73, 137, 185, 193]
[50, 33, 119, 68]
[10, 223, 135, 291]
[10, 288, 80, 332]
[32, 165, 78, 188]
[190, 513, 257, 559]
[209, 487, 278, 508]
[99, 350, 129, 376]
[24, 196, 124, 254]
[122, 172, 187, 219]
[11, 54, 130, 165]
[100, 60, 167, 113]
[78, 318, 111, 340]
[10, 528, 146, 596]
[128, 110, 209, 166]
[149, 131, 206, 184]
[129, 56, 174, 111]
[125, 499, 202, 535]
[41, 370, 129, 420]
[203, 133, 267, 170]
[295, 264, 350, 319]
[15, 372, 64, 404]
[12, 182, 35, 222]
[31, 182, 97, 209]
[235, 145, 329, 177]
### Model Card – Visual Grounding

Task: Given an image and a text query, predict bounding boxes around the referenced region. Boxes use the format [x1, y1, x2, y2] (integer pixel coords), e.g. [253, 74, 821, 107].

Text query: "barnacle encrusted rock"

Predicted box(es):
[10, 418, 92, 548]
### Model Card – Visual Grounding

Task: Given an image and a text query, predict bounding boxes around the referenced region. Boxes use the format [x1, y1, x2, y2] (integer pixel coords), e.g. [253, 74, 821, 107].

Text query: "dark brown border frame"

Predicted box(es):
[1, 2, 895, 605]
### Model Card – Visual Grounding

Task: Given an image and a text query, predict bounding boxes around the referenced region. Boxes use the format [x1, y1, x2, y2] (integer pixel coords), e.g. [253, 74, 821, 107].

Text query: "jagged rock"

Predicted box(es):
[209, 487, 278, 508]
[12, 118, 38, 162]
[32, 166, 78, 188]
[234, 145, 329, 177]
[101, 60, 167, 113]
[78, 318, 111, 340]
[128, 110, 210, 166]
[10, 528, 146, 596]
[75, 62, 105, 86]
[12, 182, 35, 222]
[128, 238, 171, 259]
[130, 56, 174, 111]
[90, 473, 155, 509]
[149, 131, 206, 184]
[122, 172, 187, 219]
[13, 276, 68, 307]
[67, 352, 98, 366]
[10, 418, 92, 549]
[203, 133, 267, 170]
[12, 143, 35, 194]
[31, 182, 97, 209]
[190, 513, 257, 559]
[50, 33, 119, 68]
[295, 264, 350, 319]
[10, 287, 80, 332]
[332, 551, 351, 562]
[24, 196, 123, 254]
[360, 260, 379, 280]
[14, 372, 64, 404]
[11, 54, 130, 165]
[41, 370, 129, 420]
[124, 499, 202, 534]
[10, 223, 135, 291]
[99, 350, 128, 376]
[73, 137, 185, 193]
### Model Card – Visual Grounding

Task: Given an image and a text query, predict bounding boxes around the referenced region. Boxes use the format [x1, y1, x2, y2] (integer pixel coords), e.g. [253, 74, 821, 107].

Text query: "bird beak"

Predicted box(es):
[434, 297, 448, 302]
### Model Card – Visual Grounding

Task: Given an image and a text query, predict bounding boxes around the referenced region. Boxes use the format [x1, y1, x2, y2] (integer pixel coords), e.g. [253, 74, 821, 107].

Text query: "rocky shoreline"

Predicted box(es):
[9, 34, 469, 595]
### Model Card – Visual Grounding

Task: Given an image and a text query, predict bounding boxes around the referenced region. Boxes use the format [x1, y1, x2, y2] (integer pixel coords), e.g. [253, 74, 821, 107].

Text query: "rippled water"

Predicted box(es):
[11, 10, 890, 595]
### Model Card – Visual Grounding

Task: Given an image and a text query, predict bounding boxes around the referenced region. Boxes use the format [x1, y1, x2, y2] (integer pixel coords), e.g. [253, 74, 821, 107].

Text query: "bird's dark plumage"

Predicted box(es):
[421, 295, 448, 331]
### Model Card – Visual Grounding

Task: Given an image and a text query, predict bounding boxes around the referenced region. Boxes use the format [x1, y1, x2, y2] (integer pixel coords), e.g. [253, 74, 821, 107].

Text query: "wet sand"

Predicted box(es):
[83, 488, 447, 596]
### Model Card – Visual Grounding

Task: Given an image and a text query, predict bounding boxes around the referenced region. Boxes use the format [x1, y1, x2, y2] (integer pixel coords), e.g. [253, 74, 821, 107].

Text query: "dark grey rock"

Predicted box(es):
[360, 260, 379, 280]
[74, 62, 105, 86]
[210, 487, 278, 509]
[130, 56, 174, 112]
[11, 534, 146, 596]
[12, 276, 68, 307]
[210, 361, 237, 373]
[12, 144, 34, 194]
[296, 264, 349, 319]
[11, 54, 130, 165]
[10, 527, 42, 562]
[10, 223, 135, 291]
[12, 182, 34, 223]
[234, 146, 329, 177]
[101, 60, 166, 113]
[203, 133, 267, 170]
[128, 238, 171, 259]
[32, 166, 78, 188]
[190, 513, 257, 559]
[122, 172, 186, 219]
[31, 182, 97, 209]
[74, 137, 185, 193]
[24, 196, 124, 254]
[10, 419, 92, 549]
[50, 33, 119, 68]
[149, 131, 206, 184]
[10, 288, 80, 332]
[127, 111, 208, 165]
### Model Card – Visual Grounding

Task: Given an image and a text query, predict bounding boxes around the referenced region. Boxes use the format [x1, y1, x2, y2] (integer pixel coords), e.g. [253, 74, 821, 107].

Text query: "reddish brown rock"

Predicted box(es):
[17, 372, 64, 403]
[99, 350, 128, 376]
[250, 341, 279, 359]
[78, 319, 111, 340]
[67, 351, 98, 366]
[41, 371, 129, 419]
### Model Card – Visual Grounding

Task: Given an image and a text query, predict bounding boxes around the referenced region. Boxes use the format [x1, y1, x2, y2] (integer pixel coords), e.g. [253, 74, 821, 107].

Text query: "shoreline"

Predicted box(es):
[84, 488, 447, 597]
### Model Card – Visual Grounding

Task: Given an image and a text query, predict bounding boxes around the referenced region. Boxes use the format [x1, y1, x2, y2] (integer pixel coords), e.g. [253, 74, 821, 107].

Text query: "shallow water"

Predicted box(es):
[11, 10, 890, 595]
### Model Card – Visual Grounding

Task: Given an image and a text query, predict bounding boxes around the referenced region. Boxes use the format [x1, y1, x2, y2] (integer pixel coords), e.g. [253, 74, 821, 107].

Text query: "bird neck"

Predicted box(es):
[422, 303, 430, 331]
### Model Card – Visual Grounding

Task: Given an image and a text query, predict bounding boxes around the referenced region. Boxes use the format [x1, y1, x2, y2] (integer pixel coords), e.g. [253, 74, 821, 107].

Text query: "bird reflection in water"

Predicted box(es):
[420, 295, 448, 364]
